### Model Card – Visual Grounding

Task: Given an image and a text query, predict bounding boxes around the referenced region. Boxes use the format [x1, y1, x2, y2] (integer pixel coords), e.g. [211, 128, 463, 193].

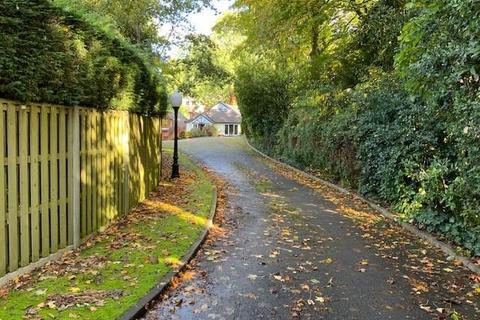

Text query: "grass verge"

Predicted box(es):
[0, 152, 215, 320]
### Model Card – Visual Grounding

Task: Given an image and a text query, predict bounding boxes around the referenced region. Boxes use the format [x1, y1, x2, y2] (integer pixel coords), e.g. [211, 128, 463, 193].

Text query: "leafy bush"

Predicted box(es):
[396, 0, 480, 104]
[274, 74, 480, 255]
[0, 0, 167, 115]
[235, 61, 291, 154]
[188, 125, 217, 138]
[275, 93, 359, 186]
[204, 124, 218, 137]
[234, 0, 480, 254]
[393, 0, 480, 253]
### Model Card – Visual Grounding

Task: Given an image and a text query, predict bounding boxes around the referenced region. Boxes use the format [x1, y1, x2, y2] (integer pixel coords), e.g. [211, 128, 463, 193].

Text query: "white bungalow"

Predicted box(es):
[186, 102, 242, 136]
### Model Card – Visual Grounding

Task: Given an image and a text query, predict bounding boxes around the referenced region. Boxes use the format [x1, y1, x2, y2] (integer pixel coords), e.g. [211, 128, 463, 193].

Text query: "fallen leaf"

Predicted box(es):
[247, 274, 257, 281]
[315, 296, 325, 303]
[301, 284, 310, 291]
[273, 275, 284, 282]
[34, 289, 47, 296]
[419, 304, 431, 312]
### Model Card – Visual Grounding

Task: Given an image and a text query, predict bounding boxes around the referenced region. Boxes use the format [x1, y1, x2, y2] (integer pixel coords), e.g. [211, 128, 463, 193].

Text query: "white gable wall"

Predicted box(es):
[186, 115, 213, 131]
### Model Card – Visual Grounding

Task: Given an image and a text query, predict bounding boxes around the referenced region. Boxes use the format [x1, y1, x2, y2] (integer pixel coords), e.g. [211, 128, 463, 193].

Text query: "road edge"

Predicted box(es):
[118, 173, 218, 320]
[244, 137, 480, 274]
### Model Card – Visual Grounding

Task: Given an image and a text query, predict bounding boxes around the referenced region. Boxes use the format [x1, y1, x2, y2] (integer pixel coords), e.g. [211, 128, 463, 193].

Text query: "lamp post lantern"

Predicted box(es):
[170, 91, 182, 179]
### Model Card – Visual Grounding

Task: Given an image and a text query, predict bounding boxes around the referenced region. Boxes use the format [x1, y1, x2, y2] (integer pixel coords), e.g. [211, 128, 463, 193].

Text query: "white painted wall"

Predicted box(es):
[215, 123, 242, 136]
[186, 115, 213, 132]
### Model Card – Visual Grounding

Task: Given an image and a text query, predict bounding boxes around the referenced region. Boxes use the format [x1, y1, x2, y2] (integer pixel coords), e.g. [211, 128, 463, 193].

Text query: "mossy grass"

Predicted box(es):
[0, 152, 214, 320]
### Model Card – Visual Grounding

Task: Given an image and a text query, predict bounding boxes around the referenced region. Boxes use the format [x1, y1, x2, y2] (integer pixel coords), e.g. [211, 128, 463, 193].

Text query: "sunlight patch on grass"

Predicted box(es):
[0, 154, 215, 320]
[144, 200, 208, 226]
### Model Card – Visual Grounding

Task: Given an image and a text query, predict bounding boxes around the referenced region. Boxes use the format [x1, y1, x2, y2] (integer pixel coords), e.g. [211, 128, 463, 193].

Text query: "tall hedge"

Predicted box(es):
[235, 62, 291, 154]
[0, 0, 167, 115]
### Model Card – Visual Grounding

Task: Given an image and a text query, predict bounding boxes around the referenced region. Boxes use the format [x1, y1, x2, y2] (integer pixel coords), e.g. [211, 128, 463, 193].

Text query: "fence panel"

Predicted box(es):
[0, 101, 72, 274]
[0, 104, 6, 275]
[7, 104, 19, 272]
[30, 106, 40, 262]
[0, 99, 162, 277]
[127, 114, 161, 210]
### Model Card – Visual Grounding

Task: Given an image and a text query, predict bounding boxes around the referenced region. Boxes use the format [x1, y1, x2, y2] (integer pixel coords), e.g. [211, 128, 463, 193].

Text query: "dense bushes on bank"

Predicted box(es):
[0, 0, 167, 115]
[274, 75, 480, 254]
[236, 0, 480, 255]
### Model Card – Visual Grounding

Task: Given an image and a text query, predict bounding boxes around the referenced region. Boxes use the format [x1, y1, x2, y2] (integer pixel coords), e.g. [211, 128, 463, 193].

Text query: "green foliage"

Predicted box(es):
[396, 0, 480, 103]
[186, 125, 218, 138]
[274, 74, 480, 254]
[232, 0, 480, 254]
[0, 0, 167, 115]
[235, 61, 291, 153]
[170, 34, 233, 106]
[275, 93, 358, 185]
[54, 0, 213, 51]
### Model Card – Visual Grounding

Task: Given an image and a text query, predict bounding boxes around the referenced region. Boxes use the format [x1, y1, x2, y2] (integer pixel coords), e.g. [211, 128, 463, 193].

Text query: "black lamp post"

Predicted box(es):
[170, 91, 182, 179]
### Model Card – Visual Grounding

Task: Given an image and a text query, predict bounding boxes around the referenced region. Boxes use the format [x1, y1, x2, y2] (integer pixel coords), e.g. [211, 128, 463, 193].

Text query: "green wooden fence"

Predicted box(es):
[0, 99, 162, 276]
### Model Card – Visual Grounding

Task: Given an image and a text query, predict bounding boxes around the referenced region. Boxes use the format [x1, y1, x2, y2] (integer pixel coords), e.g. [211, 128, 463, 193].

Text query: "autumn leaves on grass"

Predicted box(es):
[0, 153, 216, 320]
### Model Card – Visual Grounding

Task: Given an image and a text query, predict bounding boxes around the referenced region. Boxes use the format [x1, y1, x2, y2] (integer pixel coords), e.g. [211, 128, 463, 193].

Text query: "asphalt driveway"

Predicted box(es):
[144, 137, 479, 320]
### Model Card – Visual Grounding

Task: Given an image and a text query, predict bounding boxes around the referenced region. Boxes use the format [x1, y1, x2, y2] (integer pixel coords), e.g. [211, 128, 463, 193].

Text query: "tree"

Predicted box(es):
[54, 0, 213, 54]
[167, 33, 233, 106]
[229, 0, 480, 253]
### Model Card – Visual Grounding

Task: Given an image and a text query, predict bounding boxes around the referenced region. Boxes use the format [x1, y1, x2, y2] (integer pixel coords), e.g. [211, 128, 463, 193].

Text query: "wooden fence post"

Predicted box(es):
[123, 112, 130, 213]
[0, 104, 7, 275]
[69, 106, 81, 248]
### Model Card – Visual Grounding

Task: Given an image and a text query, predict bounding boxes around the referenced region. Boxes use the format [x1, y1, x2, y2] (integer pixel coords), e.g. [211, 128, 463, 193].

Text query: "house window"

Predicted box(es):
[224, 124, 239, 135]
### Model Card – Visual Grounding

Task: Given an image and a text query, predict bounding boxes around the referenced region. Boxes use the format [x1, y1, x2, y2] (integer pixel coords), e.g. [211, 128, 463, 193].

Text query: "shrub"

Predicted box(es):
[0, 0, 167, 115]
[235, 0, 480, 254]
[275, 93, 359, 186]
[188, 128, 203, 138]
[235, 61, 291, 154]
[204, 124, 218, 137]
[188, 125, 217, 138]
[274, 74, 480, 255]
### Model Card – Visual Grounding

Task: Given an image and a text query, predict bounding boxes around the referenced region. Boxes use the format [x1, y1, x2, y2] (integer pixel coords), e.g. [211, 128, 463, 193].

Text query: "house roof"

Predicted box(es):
[206, 102, 242, 123]
[186, 102, 241, 124]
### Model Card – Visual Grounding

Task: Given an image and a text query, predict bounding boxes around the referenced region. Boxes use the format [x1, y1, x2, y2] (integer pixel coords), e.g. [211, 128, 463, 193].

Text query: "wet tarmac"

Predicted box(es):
[144, 137, 479, 320]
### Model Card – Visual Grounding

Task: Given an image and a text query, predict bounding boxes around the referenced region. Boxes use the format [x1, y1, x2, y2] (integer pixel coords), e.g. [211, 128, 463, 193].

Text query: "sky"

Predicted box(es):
[161, 0, 234, 57]
[189, 0, 234, 35]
